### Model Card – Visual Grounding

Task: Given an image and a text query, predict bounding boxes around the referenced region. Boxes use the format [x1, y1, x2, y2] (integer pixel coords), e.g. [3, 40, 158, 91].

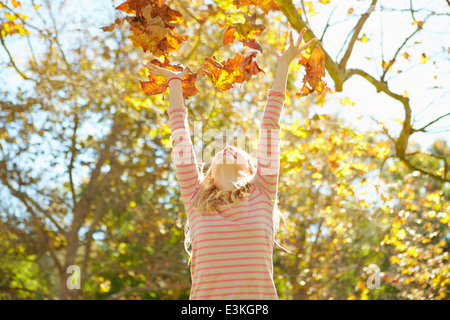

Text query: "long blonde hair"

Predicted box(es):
[183, 150, 289, 260]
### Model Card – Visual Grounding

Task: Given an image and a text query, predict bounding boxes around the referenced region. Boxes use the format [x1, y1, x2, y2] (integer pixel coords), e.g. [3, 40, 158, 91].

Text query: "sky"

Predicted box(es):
[1, 0, 449, 182]
[2, 0, 448, 150]
[303, 0, 450, 150]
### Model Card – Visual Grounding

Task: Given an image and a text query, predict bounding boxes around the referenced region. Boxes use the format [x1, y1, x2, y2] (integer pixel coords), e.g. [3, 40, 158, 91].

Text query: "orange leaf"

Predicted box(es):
[200, 51, 264, 91]
[298, 46, 329, 97]
[232, 0, 279, 15]
[219, 13, 266, 47]
[242, 39, 263, 52]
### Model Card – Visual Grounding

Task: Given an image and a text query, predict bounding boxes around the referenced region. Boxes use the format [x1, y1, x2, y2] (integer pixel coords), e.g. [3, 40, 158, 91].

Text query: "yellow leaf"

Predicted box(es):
[402, 52, 410, 60]
[440, 214, 450, 224]
[381, 60, 392, 71]
[427, 192, 440, 203]
[388, 165, 398, 172]
[5, 12, 17, 21]
[129, 200, 137, 208]
[396, 229, 406, 240]
[312, 172, 322, 179]
[99, 280, 111, 293]
[402, 91, 409, 98]
[358, 34, 369, 43]
[340, 97, 355, 107]
[420, 53, 429, 64]
[11, 0, 21, 8]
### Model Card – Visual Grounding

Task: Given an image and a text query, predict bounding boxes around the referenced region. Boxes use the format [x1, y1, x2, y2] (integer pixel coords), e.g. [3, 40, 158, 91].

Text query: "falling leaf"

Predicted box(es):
[101, 18, 124, 32]
[340, 97, 355, 107]
[420, 53, 429, 64]
[200, 51, 264, 91]
[358, 34, 369, 43]
[297, 46, 329, 97]
[232, 0, 280, 15]
[348, 8, 354, 14]
[402, 52, 410, 60]
[11, 0, 21, 8]
[242, 38, 263, 52]
[219, 13, 266, 47]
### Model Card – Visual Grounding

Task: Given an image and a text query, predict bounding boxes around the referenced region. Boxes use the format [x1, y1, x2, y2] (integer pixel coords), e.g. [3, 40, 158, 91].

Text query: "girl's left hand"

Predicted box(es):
[272, 28, 317, 65]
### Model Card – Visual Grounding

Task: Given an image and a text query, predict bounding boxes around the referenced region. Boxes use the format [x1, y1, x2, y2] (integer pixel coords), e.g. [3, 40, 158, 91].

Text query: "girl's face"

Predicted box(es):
[211, 145, 251, 178]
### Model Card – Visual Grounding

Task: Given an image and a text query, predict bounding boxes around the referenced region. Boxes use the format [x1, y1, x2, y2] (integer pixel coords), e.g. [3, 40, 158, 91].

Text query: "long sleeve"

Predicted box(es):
[254, 89, 286, 205]
[168, 107, 201, 209]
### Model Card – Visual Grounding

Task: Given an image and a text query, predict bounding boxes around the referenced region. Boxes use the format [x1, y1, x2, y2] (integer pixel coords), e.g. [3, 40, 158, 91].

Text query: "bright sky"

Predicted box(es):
[302, 0, 450, 150]
[1, 0, 449, 172]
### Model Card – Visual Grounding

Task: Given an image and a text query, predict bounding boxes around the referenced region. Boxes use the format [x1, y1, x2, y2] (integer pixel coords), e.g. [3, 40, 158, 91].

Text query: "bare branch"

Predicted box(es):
[338, 0, 378, 71]
[412, 112, 450, 133]
[380, 27, 420, 82]
[0, 33, 33, 81]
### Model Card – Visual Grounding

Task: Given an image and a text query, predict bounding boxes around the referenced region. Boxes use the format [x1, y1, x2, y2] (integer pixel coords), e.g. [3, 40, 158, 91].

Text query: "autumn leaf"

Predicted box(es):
[219, 13, 266, 47]
[232, 0, 280, 15]
[340, 97, 355, 107]
[297, 46, 329, 97]
[101, 18, 124, 32]
[200, 51, 264, 91]
[242, 38, 263, 52]
[106, 2, 187, 57]
[348, 8, 354, 14]
[358, 33, 369, 43]
[141, 57, 198, 98]
[11, 0, 21, 8]
[420, 53, 429, 64]
[116, 0, 159, 14]
[413, 20, 424, 30]
[402, 52, 410, 60]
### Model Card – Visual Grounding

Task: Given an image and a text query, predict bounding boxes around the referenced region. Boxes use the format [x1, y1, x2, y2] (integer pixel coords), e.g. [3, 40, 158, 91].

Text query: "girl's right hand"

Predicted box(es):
[144, 62, 189, 81]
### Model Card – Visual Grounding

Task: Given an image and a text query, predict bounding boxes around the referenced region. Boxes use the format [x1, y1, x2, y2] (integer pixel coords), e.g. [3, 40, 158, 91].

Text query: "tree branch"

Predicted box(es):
[412, 112, 450, 133]
[338, 0, 378, 71]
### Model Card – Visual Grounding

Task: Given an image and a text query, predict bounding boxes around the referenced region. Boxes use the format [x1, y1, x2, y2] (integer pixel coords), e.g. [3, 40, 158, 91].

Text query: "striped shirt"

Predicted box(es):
[168, 89, 286, 300]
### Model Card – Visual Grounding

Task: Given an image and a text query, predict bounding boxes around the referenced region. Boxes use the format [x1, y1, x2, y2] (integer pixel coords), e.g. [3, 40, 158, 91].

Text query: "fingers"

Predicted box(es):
[289, 30, 294, 47]
[299, 38, 317, 51]
[296, 28, 306, 47]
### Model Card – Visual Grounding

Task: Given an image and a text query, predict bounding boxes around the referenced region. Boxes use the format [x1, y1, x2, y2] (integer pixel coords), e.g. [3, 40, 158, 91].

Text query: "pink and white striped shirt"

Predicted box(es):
[168, 89, 286, 300]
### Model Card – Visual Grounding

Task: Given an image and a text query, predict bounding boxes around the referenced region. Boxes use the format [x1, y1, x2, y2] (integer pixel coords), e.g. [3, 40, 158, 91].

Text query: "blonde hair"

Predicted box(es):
[183, 150, 290, 260]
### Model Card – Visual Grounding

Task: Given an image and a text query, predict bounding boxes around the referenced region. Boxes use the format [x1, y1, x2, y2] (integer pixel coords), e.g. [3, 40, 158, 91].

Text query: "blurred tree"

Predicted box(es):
[0, 0, 448, 300]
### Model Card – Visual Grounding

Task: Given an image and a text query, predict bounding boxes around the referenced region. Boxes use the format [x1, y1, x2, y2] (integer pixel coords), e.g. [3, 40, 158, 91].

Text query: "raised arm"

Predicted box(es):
[255, 29, 317, 204]
[146, 64, 200, 209]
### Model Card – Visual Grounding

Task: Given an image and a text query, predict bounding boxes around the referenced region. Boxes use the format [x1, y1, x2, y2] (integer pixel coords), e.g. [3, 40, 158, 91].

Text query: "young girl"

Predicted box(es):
[146, 29, 316, 300]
